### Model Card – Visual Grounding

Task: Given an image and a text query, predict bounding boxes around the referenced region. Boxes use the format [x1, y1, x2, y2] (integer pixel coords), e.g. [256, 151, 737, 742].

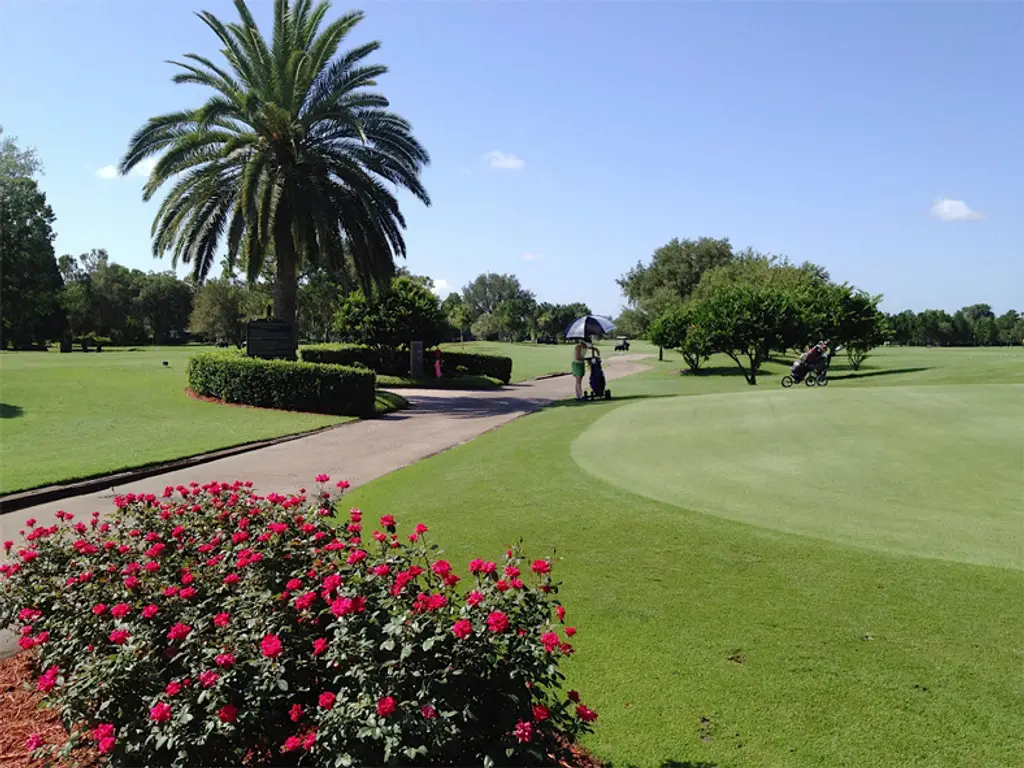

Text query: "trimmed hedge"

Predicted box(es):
[186, 352, 376, 417]
[301, 345, 514, 384]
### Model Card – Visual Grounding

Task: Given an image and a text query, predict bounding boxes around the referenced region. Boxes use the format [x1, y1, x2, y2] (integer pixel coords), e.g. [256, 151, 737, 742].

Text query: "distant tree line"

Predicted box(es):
[886, 305, 1022, 347]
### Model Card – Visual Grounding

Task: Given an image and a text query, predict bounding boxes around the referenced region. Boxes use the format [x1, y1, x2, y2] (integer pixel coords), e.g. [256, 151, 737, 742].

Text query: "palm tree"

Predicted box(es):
[119, 0, 430, 341]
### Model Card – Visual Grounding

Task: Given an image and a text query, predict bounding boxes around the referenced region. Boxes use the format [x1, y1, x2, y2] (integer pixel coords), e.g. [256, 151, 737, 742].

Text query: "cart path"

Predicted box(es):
[0, 353, 650, 657]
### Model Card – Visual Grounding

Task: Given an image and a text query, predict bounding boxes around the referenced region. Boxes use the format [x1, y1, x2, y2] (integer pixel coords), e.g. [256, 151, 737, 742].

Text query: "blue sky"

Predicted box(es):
[3, 1, 1021, 315]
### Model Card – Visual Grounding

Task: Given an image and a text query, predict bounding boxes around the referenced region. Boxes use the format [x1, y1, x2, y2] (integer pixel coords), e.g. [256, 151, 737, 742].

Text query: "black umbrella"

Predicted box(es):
[564, 315, 616, 340]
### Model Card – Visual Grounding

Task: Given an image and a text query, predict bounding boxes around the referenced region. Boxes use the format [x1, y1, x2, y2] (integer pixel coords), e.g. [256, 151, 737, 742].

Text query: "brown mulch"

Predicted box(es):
[0, 653, 602, 768]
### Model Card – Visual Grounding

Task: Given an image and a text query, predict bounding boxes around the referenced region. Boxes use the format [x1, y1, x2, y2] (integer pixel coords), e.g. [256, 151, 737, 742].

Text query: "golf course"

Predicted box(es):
[346, 346, 1024, 767]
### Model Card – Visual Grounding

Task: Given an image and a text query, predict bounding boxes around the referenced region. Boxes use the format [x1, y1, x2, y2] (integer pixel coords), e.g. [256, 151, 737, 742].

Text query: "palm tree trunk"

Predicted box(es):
[273, 211, 299, 352]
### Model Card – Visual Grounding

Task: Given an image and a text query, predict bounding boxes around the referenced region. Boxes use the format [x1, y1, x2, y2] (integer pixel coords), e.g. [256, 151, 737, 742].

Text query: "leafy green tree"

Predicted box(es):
[461, 273, 534, 321]
[0, 135, 66, 349]
[887, 310, 918, 346]
[333, 276, 446, 351]
[137, 272, 194, 343]
[618, 236, 735, 319]
[470, 312, 500, 341]
[119, 0, 430, 350]
[613, 307, 650, 340]
[189, 279, 247, 345]
[689, 282, 798, 385]
[649, 305, 712, 372]
[996, 310, 1023, 346]
[492, 298, 534, 342]
[297, 261, 355, 342]
[441, 293, 472, 343]
[827, 288, 889, 370]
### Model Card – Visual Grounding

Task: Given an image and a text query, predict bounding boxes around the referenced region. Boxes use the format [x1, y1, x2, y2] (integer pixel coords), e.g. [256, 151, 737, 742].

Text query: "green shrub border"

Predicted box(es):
[302, 345, 513, 384]
[187, 352, 376, 417]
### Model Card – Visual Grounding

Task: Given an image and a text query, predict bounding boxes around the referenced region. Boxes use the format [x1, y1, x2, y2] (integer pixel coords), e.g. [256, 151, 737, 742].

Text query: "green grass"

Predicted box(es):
[347, 346, 1024, 767]
[0, 347, 351, 493]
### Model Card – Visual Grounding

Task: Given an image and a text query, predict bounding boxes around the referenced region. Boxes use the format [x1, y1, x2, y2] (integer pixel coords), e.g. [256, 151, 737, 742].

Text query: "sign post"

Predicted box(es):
[410, 341, 424, 378]
[246, 320, 297, 360]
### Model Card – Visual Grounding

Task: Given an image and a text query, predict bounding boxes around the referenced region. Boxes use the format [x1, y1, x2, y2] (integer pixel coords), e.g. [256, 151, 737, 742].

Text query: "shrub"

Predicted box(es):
[302, 346, 514, 385]
[301, 345, 408, 376]
[187, 352, 376, 417]
[0, 479, 597, 766]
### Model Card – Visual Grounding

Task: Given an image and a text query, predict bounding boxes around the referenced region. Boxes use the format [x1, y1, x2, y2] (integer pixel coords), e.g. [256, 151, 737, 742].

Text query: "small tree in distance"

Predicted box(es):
[333, 276, 447, 354]
[649, 305, 712, 373]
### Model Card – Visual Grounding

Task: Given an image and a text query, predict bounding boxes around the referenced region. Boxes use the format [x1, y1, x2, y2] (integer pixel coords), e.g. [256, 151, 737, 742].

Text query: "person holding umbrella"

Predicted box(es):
[572, 337, 599, 400]
[565, 314, 614, 400]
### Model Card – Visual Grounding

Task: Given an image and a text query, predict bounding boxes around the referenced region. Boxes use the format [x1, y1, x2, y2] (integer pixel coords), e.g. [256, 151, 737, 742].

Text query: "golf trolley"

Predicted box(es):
[781, 348, 834, 388]
[583, 356, 612, 400]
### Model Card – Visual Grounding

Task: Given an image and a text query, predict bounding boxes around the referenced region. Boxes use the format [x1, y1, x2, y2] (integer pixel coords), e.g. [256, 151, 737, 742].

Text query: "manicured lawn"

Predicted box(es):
[0, 347, 353, 493]
[347, 347, 1024, 767]
[376, 374, 502, 390]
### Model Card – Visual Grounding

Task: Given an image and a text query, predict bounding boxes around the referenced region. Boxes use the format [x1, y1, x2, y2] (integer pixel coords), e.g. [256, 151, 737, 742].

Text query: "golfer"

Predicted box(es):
[572, 339, 597, 400]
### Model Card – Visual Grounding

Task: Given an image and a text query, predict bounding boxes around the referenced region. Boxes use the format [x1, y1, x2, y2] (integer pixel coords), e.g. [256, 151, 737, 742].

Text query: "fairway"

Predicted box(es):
[0, 348, 347, 493]
[572, 384, 1024, 569]
[347, 348, 1024, 767]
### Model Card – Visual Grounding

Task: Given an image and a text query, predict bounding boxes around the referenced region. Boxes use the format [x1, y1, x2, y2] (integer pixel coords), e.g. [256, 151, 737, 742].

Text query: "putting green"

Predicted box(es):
[572, 384, 1024, 569]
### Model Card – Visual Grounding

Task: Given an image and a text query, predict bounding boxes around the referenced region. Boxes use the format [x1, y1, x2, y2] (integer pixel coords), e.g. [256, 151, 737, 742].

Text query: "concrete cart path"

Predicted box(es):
[0, 353, 650, 658]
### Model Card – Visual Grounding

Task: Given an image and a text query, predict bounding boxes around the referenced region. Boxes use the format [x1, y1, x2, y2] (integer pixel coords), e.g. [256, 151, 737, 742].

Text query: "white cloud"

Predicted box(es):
[521, 253, 540, 261]
[430, 279, 452, 297]
[482, 150, 524, 171]
[930, 198, 983, 221]
[96, 157, 158, 180]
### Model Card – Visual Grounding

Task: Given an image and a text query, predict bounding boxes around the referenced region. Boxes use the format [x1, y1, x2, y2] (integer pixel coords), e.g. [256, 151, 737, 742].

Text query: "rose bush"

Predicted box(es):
[0, 478, 596, 766]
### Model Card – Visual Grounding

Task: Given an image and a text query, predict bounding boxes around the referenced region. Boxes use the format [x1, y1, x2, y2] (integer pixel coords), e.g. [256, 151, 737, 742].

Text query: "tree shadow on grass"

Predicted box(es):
[545, 393, 680, 410]
[0, 403, 24, 419]
[830, 367, 930, 381]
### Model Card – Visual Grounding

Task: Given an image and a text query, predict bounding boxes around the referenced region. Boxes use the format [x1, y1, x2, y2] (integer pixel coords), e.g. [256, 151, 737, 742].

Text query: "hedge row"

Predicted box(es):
[301, 345, 514, 384]
[186, 352, 376, 417]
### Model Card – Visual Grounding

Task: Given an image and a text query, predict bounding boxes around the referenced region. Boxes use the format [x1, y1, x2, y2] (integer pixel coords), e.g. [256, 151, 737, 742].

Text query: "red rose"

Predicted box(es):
[513, 720, 534, 743]
[432, 560, 452, 575]
[380, 515, 396, 528]
[567, 690, 580, 703]
[163, 586, 179, 598]
[111, 603, 131, 619]
[92, 724, 115, 741]
[215, 653, 235, 668]
[179, 587, 197, 600]
[142, 604, 159, 619]
[294, 591, 317, 610]
[377, 696, 397, 718]
[318, 691, 336, 710]
[25, 733, 45, 751]
[346, 549, 368, 565]
[415, 523, 429, 534]
[505, 565, 520, 577]
[495, 580, 510, 592]
[286, 578, 302, 590]
[123, 575, 140, 589]
[452, 618, 473, 639]
[565, 626, 577, 636]
[149, 702, 172, 723]
[109, 629, 130, 645]
[315, 474, 330, 483]
[575, 704, 598, 722]
[556, 605, 566, 622]
[181, 572, 194, 586]
[261, 634, 283, 658]
[167, 623, 192, 641]
[223, 573, 240, 585]
[289, 703, 303, 722]
[337, 480, 350, 489]
[165, 681, 181, 696]
[312, 637, 329, 656]
[466, 591, 485, 607]
[532, 704, 549, 721]
[486, 611, 509, 633]
[199, 670, 220, 687]
[541, 632, 560, 653]
[421, 705, 438, 719]
[218, 704, 238, 723]
[531, 559, 551, 575]
[371, 564, 390, 577]
[214, 612, 230, 627]
[92, 604, 107, 616]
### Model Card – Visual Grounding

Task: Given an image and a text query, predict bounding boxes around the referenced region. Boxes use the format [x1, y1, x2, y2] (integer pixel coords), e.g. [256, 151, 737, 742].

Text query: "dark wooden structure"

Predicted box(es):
[246, 320, 297, 360]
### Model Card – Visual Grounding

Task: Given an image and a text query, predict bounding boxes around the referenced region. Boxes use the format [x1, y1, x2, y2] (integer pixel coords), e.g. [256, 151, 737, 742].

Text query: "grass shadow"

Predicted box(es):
[607, 761, 719, 768]
[0, 403, 24, 419]
[545, 393, 680, 409]
[830, 367, 931, 381]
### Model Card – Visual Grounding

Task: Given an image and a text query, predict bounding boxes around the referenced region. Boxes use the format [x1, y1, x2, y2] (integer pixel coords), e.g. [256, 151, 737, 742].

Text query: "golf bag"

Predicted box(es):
[586, 357, 611, 400]
[790, 351, 832, 383]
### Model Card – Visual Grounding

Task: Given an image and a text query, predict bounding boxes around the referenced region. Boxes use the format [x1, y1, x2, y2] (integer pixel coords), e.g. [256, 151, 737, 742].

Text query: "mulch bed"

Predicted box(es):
[0, 653, 99, 767]
[0, 653, 602, 768]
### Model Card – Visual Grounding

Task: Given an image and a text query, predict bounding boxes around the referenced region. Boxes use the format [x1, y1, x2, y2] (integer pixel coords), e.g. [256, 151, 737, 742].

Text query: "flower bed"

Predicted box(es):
[0, 478, 596, 766]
